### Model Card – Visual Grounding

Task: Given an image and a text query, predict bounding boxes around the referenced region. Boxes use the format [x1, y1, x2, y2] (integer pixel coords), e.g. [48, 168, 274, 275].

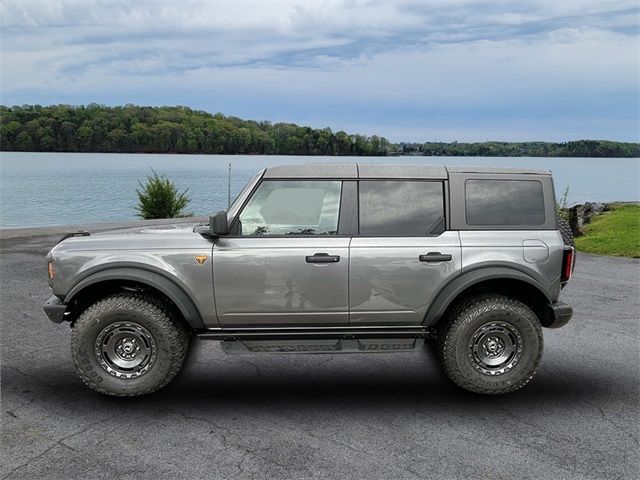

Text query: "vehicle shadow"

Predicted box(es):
[4, 342, 632, 416]
[153, 339, 635, 412]
[155, 369, 619, 409]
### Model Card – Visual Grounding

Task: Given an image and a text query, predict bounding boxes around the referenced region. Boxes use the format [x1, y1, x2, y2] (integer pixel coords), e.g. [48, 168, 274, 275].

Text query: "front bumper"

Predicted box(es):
[545, 302, 573, 328]
[44, 295, 67, 323]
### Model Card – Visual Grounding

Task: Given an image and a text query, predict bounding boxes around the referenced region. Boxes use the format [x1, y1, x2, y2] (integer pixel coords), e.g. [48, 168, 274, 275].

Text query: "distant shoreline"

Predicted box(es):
[2, 104, 639, 158]
[2, 151, 639, 159]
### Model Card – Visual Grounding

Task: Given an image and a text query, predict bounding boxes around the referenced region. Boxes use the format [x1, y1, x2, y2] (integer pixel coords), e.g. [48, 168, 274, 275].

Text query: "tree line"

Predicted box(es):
[1, 104, 638, 157]
[397, 140, 639, 158]
[0, 104, 392, 156]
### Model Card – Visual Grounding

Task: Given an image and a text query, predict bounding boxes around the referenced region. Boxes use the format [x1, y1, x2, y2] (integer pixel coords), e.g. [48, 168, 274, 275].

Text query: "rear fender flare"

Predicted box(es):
[423, 267, 551, 326]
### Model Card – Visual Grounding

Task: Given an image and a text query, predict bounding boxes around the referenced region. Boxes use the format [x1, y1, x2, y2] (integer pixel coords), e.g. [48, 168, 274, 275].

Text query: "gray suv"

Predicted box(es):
[44, 164, 575, 397]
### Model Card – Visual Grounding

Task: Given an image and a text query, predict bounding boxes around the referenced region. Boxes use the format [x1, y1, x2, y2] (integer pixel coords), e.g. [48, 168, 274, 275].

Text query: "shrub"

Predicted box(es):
[135, 170, 191, 219]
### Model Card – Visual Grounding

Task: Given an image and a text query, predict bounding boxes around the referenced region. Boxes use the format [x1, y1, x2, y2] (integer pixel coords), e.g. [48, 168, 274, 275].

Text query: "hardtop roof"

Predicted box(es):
[262, 163, 551, 179]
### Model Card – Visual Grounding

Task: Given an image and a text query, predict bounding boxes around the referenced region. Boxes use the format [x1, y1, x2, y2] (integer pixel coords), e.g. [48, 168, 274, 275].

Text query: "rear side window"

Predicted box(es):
[465, 179, 545, 226]
[359, 181, 444, 235]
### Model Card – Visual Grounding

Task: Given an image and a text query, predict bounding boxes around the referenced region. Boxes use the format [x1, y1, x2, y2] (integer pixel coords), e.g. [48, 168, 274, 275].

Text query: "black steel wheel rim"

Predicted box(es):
[468, 321, 523, 376]
[94, 322, 157, 378]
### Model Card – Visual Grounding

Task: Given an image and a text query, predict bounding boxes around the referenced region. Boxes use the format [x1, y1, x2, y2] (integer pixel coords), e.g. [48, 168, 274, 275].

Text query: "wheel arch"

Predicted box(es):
[424, 267, 553, 327]
[64, 267, 204, 330]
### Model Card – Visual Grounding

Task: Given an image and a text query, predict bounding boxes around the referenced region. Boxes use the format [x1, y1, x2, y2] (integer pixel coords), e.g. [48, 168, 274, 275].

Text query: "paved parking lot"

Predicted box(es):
[1, 227, 638, 479]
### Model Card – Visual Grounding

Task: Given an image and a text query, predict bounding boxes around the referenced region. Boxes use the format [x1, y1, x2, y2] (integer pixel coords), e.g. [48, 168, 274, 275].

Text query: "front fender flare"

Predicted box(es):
[64, 267, 205, 330]
[423, 267, 552, 326]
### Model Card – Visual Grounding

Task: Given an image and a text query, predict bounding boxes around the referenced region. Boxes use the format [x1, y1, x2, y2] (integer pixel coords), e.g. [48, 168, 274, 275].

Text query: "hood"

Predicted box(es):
[51, 225, 210, 254]
[46, 224, 215, 299]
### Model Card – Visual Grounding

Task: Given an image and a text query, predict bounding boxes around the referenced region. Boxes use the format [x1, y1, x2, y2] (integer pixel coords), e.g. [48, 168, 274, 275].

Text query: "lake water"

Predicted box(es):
[0, 152, 638, 229]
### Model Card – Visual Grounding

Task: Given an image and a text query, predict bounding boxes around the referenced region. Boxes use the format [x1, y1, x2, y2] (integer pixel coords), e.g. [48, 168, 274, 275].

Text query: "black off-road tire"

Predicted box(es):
[437, 295, 543, 395]
[558, 219, 575, 248]
[71, 293, 190, 397]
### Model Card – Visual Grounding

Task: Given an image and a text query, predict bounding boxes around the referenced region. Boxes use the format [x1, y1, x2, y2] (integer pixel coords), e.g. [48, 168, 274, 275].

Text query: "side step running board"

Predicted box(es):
[197, 326, 435, 354]
[221, 338, 425, 354]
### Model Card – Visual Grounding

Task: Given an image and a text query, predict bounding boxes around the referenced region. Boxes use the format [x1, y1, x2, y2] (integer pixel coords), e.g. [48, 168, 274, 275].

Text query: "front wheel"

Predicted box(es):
[437, 295, 543, 395]
[71, 293, 189, 397]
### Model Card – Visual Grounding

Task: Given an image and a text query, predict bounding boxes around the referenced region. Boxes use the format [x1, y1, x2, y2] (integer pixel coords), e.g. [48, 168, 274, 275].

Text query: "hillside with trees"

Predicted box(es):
[0, 104, 392, 156]
[1, 104, 638, 157]
[397, 140, 639, 158]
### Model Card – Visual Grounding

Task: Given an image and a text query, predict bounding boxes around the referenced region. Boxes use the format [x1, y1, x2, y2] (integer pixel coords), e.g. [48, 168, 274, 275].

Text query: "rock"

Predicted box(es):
[567, 202, 608, 234]
[568, 204, 585, 234]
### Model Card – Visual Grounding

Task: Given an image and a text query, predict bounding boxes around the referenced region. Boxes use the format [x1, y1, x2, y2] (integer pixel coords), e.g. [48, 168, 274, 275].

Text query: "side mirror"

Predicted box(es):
[209, 210, 229, 236]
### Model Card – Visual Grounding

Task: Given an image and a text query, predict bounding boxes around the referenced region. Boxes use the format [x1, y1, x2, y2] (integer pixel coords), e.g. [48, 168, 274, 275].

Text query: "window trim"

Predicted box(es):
[228, 178, 348, 238]
[356, 179, 448, 238]
[226, 169, 264, 224]
[338, 181, 358, 235]
[464, 178, 546, 227]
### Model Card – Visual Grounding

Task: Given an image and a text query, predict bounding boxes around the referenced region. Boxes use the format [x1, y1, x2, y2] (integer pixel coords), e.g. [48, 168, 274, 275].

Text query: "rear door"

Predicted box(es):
[349, 179, 461, 325]
[213, 179, 350, 327]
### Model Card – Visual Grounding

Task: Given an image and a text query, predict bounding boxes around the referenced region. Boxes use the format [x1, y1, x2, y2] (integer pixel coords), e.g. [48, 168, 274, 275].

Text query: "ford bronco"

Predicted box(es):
[44, 164, 575, 396]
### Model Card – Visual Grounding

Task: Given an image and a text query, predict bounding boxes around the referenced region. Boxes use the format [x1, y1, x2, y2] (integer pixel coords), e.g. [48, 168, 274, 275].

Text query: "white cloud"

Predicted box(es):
[1, 0, 638, 141]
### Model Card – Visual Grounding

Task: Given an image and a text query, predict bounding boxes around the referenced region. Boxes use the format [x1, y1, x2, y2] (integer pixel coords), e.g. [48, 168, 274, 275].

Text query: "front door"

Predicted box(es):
[213, 179, 349, 327]
[349, 180, 462, 325]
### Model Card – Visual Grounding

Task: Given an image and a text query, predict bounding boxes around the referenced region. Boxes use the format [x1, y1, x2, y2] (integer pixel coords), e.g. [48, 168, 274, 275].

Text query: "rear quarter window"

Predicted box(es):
[465, 179, 545, 226]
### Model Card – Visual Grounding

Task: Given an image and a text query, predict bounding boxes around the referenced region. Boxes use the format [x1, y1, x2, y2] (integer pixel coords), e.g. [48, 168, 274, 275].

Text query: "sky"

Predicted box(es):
[1, 0, 639, 142]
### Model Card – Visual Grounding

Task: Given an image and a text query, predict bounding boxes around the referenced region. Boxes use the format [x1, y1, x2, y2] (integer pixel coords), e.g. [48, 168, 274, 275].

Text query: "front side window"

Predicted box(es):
[238, 180, 342, 235]
[465, 179, 545, 225]
[359, 181, 445, 235]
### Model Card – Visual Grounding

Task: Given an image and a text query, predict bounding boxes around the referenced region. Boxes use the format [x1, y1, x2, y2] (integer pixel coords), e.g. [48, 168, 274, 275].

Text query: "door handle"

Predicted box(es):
[306, 253, 340, 263]
[419, 252, 452, 262]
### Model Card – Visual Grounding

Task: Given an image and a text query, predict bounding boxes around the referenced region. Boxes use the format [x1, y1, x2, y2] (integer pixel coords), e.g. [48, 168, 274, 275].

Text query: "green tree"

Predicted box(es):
[14, 131, 34, 150]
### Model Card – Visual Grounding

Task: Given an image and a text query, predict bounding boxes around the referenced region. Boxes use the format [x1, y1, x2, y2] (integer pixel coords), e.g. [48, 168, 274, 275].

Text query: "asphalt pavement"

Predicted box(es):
[1, 224, 638, 480]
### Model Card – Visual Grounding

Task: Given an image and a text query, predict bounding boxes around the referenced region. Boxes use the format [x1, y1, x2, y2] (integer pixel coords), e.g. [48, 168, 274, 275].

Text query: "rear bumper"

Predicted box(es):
[43, 295, 67, 323]
[545, 301, 573, 328]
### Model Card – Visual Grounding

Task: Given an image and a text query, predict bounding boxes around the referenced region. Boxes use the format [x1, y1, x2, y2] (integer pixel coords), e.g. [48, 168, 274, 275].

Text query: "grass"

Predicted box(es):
[575, 203, 640, 258]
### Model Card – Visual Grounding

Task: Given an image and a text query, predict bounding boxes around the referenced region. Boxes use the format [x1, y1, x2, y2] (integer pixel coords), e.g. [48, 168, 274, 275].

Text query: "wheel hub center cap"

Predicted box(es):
[482, 336, 505, 357]
[115, 337, 141, 359]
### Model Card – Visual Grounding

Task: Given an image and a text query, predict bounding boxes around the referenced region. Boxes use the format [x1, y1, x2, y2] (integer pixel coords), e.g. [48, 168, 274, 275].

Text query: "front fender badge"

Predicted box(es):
[195, 255, 209, 265]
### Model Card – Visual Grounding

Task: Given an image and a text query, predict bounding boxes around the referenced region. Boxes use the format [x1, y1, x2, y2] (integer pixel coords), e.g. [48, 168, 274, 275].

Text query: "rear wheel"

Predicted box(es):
[71, 293, 189, 397]
[437, 295, 543, 394]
